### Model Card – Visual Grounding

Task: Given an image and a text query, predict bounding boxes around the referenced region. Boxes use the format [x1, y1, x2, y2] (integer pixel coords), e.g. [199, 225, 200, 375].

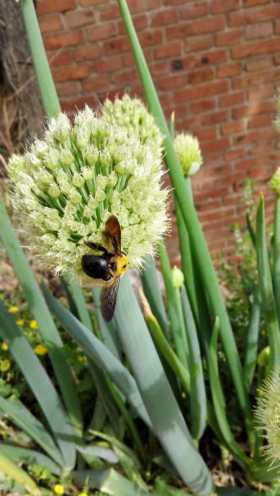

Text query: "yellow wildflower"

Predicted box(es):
[0, 360, 11, 372]
[29, 320, 38, 330]
[34, 344, 48, 356]
[1, 342, 8, 351]
[8, 305, 18, 314]
[78, 493, 88, 496]
[16, 319, 24, 326]
[53, 484, 64, 495]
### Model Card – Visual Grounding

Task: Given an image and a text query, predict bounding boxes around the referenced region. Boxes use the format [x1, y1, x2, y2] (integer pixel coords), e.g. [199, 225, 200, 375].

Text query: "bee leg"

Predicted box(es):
[85, 241, 107, 253]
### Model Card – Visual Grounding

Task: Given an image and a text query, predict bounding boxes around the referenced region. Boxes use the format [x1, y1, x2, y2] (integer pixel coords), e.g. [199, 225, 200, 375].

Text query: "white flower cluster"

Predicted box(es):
[8, 96, 168, 275]
[174, 133, 203, 177]
[256, 374, 280, 466]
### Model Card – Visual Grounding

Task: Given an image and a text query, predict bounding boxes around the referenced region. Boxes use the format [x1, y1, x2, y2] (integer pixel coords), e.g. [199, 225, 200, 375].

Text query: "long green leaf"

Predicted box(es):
[0, 302, 76, 470]
[0, 445, 60, 475]
[243, 289, 261, 390]
[115, 275, 213, 496]
[63, 274, 93, 331]
[21, 0, 60, 118]
[145, 312, 190, 394]
[0, 305, 77, 468]
[0, 396, 62, 466]
[181, 287, 207, 441]
[0, 202, 82, 432]
[117, 0, 248, 418]
[74, 468, 150, 496]
[159, 242, 189, 369]
[141, 256, 169, 336]
[0, 450, 40, 496]
[207, 319, 249, 468]
[272, 195, 280, 325]
[42, 285, 152, 430]
[256, 195, 280, 370]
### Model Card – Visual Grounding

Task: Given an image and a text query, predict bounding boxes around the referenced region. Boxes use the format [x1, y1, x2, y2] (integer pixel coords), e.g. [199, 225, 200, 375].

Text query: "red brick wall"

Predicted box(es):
[37, 0, 280, 260]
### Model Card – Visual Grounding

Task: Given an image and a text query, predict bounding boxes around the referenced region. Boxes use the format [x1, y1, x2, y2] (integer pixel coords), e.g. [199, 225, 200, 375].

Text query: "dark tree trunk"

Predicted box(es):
[0, 0, 43, 162]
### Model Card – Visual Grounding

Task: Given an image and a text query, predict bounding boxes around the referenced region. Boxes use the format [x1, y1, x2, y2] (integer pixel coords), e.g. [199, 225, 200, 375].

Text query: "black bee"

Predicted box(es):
[81, 215, 128, 321]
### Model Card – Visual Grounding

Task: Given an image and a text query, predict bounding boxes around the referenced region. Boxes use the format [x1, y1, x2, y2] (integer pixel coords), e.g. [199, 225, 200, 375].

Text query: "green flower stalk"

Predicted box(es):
[174, 133, 203, 177]
[8, 95, 168, 276]
[256, 373, 280, 467]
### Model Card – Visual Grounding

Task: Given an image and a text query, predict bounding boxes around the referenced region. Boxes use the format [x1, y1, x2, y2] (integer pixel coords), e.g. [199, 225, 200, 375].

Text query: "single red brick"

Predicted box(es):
[243, 0, 270, 6]
[139, 30, 163, 47]
[195, 127, 217, 141]
[246, 56, 272, 72]
[74, 44, 101, 60]
[183, 49, 227, 70]
[176, 79, 229, 102]
[179, 2, 209, 19]
[232, 105, 249, 119]
[100, 4, 120, 21]
[215, 28, 242, 46]
[190, 99, 216, 113]
[217, 63, 241, 78]
[246, 21, 273, 39]
[222, 120, 247, 136]
[248, 114, 273, 129]
[39, 14, 63, 33]
[248, 85, 274, 102]
[210, 0, 239, 13]
[114, 69, 138, 85]
[187, 14, 226, 35]
[87, 22, 117, 42]
[201, 137, 230, 154]
[156, 74, 188, 91]
[56, 80, 81, 97]
[82, 75, 109, 92]
[151, 8, 177, 27]
[103, 36, 131, 54]
[37, 0, 76, 15]
[154, 41, 182, 60]
[200, 110, 228, 126]
[95, 56, 123, 73]
[232, 38, 280, 59]
[187, 34, 215, 52]
[146, 0, 162, 8]
[188, 67, 215, 84]
[79, 0, 105, 5]
[44, 30, 83, 49]
[65, 8, 95, 29]
[53, 64, 90, 82]
[219, 91, 245, 108]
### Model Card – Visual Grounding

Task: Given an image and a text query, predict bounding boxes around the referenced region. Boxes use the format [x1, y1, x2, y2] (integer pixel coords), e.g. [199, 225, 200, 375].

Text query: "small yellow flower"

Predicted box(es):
[34, 344, 48, 356]
[0, 360, 11, 372]
[8, 305, 18, 314]
[53, 484, 64, 495]
[16, 319, 24, 326]
[1, 342, 8, 352]
[29, 320, 38, 330]
[78, 492, 88, 496]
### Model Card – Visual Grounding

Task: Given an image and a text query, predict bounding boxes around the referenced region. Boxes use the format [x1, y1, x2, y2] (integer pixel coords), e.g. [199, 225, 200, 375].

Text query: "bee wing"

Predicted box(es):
[101, 278, 120, 321]
[103, 215, 121, 254]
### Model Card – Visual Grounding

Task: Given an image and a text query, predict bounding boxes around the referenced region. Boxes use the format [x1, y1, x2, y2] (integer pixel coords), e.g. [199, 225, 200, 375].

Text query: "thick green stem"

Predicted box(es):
[273, 195, 280, 325]
[21, 0, 60, 117]
[117, 0, 249, 418]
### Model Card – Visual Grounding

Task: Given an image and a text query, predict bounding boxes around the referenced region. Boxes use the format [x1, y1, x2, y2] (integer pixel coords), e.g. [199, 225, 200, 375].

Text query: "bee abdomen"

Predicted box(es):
[81, 254, 112, 281]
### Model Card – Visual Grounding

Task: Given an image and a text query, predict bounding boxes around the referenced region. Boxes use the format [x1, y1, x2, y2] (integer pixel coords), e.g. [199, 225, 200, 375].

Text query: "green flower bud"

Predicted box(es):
[270, 168, 280, 196]
[172, 266, 184, 289]
[174, 133, 203, 177]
